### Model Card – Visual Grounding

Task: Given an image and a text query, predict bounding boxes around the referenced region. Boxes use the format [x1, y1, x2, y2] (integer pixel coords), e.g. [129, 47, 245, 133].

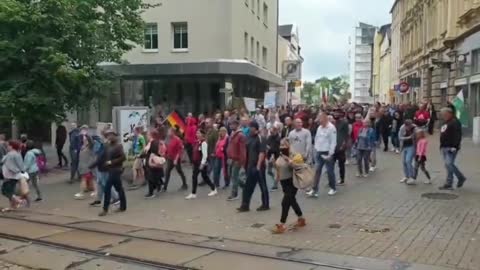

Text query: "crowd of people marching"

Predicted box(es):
[0, 100, 467, 233]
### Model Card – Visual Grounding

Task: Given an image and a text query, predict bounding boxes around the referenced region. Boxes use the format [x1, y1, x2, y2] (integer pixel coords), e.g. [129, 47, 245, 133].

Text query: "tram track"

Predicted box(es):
[0, 232, 188, 270]
[0, 214, 366, 270]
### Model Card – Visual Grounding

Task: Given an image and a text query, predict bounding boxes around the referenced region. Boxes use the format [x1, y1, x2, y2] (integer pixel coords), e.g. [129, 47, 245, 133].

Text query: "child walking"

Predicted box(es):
[74, 135, 96, 199]
[24, 140, 43, 202]
[355, 120, 376, 178]
[413, 129, 431, 184]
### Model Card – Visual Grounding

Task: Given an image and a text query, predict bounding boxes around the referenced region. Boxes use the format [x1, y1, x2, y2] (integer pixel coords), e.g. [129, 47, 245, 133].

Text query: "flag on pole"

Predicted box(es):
[166, 110, 186, 134]
[452, 89, 469, 127]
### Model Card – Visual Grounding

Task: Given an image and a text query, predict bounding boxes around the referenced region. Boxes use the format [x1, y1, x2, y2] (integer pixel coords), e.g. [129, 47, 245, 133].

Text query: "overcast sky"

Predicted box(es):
[279, 0, 394, 82]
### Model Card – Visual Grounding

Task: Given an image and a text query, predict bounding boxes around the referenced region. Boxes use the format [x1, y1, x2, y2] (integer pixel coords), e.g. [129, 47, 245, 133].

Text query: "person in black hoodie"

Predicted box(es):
[391, 111, 403, 153]
[438, 107, 466, 190]
[378, 109, 393, 152]
[55, 124, 68, 168]
[98, 130, 127, 216]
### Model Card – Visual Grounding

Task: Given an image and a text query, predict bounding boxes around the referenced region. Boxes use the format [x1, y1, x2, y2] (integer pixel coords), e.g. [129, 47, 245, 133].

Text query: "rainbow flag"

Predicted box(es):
[166, 110, 186, 133]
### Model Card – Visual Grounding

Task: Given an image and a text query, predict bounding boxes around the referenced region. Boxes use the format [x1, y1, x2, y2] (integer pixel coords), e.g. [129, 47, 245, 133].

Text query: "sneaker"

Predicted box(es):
[185, 193, 197, 200]
[457, 178, 467, 188]
[424, 179, 432, 185]
[112, 199, 120, 206]
[272, 224, 287, 234]
[369, 167, 376, 172]
[294, 218, 307, 228]
[356, 173, 362, 177]
[98, 211, 108, 217]
[400, 177, 408, 183]
[89, 200, 101, 206]
[439, 184, 453, 190]
[256, 206, 270, 211]
[144, 193, 156, 199]
[179, 185, 189, 191]
[345, 160, 350, 165]
[395, 149, 400, 154]
[227, 195, 239, 201]
[236, 207, 250, 212]
[362, 174, 369, 178]
[271, 186, 279, 192]
[306, 190, 314, 196]
[328, 189, 337, 196]
[90, 192, 96, 197]
[406, 178, 417, 185]
[337, 181, 345, 186]
[208, 189, 218, 197]
[34, 198, 43, 202]
[74, 193, 85, 200]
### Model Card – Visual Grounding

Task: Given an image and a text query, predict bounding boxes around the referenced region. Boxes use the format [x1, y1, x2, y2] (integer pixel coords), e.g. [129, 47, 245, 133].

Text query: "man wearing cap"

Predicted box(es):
[237, 121, 269, 212]
[99, 130, 127, 216]
[226, 120, 247, 201]
[439, 107, 466, 190]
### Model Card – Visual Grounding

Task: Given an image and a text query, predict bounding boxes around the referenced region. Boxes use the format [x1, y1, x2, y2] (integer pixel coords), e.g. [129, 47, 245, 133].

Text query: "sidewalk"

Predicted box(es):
[9, 134, 480, 270]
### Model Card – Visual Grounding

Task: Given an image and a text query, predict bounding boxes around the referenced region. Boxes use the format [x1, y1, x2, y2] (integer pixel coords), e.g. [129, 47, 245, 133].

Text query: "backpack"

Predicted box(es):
[36, 152, 47, 173]
[292, 163, 314, 190]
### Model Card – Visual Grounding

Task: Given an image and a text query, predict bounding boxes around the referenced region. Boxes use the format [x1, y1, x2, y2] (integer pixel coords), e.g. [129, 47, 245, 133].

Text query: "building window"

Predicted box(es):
[262, 47, 267, 67]
[263, 3, 268, 25]
[144, 23, 158, 50]
[250, 37, 254, 61]
[172, 22, 188, 50]
[244, 32, 249, 59]
[256, 41, 260, 64]
[473, 49, 480, 74]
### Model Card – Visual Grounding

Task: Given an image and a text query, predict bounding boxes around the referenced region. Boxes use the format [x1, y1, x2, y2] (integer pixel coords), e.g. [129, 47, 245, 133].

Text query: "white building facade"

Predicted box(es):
[349, 22, 376, 104]
[276, 24, 303, 106]
[100, 0, 283, 117]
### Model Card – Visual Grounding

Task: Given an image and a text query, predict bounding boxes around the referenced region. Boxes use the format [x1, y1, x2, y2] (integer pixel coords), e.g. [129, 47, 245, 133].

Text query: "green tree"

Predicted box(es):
[314, 75, 350, 104]
[301, 82, 317, 105]
[330, 75, 349, 100]
[0, 0, 155, 125]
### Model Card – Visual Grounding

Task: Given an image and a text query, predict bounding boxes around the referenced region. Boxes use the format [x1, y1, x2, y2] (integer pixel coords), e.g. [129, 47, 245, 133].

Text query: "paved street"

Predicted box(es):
[0, 261, 28, 270]
[2, 135, 480, 270]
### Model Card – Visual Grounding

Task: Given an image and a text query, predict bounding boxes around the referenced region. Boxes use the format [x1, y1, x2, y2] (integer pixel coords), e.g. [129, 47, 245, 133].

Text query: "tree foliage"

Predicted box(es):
[0, 0, 153, 125]
[302, 75, 350, 105]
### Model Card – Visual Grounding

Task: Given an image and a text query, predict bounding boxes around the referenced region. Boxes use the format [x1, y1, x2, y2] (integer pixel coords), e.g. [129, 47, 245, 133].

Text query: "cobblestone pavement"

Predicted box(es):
[5, 135, 480, 270]
[0, 261, 29, 270]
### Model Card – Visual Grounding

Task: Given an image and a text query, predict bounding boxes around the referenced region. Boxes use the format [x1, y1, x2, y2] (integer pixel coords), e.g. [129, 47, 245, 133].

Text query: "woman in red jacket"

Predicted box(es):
[351, 113, 364, 160]
[184, 117, 198, 164]
[163, 128, 188, 192]
[212, 127, 229, 188]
